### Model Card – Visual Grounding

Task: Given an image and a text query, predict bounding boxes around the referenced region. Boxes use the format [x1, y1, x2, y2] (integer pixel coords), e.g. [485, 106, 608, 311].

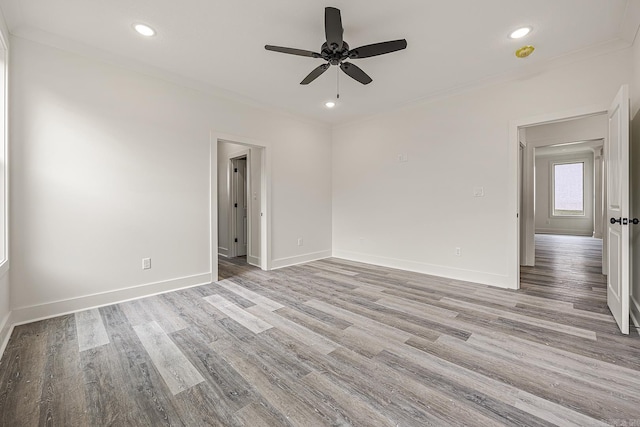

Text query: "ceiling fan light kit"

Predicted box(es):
[265, 7, 407, 86]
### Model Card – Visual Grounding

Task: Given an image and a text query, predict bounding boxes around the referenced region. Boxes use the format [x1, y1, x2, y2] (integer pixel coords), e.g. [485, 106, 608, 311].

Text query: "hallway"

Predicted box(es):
[520, 234, 634, 327]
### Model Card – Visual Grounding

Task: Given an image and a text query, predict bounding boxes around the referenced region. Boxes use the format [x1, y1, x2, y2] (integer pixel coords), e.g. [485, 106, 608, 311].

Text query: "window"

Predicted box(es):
[552, 162, 584, 216]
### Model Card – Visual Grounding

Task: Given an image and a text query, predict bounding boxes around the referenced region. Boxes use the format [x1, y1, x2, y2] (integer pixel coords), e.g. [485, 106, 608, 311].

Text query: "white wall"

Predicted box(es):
[332, 47, 632, 288]
[217, 140, 262, 266]
[0, 6, 10, 356]
[9, 36, 332, 322]
[534, 152, 594, 236]
[632, 28, 640, 118]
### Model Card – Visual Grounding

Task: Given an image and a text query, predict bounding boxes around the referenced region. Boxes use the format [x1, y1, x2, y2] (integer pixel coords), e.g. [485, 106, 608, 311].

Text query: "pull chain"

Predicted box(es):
[336, 65, 340, 99]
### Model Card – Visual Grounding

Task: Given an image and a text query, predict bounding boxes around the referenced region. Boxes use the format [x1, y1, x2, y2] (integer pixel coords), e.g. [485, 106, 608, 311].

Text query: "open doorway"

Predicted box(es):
[517, 112, 610, 311]
[519, 113, 608, 272]
[513, 87, 635, 335]
[216, 138, 267, 272]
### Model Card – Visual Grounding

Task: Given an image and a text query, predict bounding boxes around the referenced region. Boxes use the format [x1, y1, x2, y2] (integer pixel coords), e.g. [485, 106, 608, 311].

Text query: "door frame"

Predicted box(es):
[229, 152, 250, 259]
[510, 104, 608, 289]
[210, 131, 271, 281]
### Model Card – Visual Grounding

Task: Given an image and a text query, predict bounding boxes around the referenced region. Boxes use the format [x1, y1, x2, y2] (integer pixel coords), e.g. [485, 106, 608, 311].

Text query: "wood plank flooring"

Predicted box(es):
[1, 234, 639, 426]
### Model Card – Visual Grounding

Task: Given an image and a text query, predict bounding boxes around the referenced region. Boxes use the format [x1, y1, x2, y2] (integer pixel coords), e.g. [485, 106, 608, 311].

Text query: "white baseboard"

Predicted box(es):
[0, 311, 14, 360]
[535, 229, 593, 236]
[247, 255, 260, 267]
[218, 247, 229, 257]
[271, 250, 332, 270]
[9, 272, 213, 327]
[631, 295, 640, 328]
[332, 249, 512, 289]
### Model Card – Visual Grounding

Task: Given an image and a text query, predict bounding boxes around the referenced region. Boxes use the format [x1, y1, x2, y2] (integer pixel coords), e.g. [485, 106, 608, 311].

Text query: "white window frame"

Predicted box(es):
[551, 160, 586, 218]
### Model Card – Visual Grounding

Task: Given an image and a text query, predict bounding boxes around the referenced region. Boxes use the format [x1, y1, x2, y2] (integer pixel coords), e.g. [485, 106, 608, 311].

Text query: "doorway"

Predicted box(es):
[215, 137, 268, 273]
[518, 118, 607, 310]
[513, 87, 636, 335]
[517, 112, 608, 277]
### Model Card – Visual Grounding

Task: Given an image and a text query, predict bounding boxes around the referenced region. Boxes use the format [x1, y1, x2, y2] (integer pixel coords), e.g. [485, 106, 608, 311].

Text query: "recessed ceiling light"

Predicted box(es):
[509, 27, 531, 39]
[325, 101, 336, 108]
[134, 23, 156, 37]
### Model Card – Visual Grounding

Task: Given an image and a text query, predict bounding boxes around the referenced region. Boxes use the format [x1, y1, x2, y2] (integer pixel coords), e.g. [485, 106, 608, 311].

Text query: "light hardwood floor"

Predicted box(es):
[0, 234, 639, 426]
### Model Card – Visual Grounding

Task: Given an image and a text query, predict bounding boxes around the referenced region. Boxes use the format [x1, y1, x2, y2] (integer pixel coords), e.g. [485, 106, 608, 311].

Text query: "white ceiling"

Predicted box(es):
[0, 0, 635, 125]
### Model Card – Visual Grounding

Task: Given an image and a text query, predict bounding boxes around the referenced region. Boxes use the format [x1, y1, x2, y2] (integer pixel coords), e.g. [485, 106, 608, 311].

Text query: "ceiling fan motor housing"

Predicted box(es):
[321, 41, 350, 65]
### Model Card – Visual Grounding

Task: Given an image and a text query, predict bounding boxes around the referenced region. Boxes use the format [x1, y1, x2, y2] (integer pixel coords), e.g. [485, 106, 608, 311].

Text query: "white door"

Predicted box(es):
[235, 158, 248, 257]
[606, 84, 630, 334]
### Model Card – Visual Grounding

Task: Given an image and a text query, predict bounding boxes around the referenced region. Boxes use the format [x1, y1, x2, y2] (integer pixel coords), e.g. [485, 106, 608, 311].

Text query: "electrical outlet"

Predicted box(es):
[397, 153, 408, 162]
[297, 238, 303, 246]
[473, 187, 484, 197]
[142, 258, 151, 270]
[455, 248, 461, 256]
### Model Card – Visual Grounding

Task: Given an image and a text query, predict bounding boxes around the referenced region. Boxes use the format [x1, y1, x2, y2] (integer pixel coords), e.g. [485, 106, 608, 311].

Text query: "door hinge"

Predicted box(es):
[234, 168, 238, 173]
[234, 238, 238, 242]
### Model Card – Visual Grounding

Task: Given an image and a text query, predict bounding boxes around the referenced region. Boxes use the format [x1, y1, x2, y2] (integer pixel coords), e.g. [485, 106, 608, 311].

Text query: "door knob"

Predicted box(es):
[610, 217, 639, 225]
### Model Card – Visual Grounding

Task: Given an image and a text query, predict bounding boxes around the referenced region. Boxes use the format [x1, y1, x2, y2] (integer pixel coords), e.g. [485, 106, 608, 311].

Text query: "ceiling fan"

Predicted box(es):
[265, 7, 407, 86]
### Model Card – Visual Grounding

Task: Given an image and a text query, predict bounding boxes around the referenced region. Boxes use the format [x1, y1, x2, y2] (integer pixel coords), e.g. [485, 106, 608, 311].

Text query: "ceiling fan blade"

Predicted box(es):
[348, 39, 407, 59]
[265, 45, 322, 58]
[340, 62, 372, 85]
[300, 63, 330, 85]
[325, 7, 344, 51]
